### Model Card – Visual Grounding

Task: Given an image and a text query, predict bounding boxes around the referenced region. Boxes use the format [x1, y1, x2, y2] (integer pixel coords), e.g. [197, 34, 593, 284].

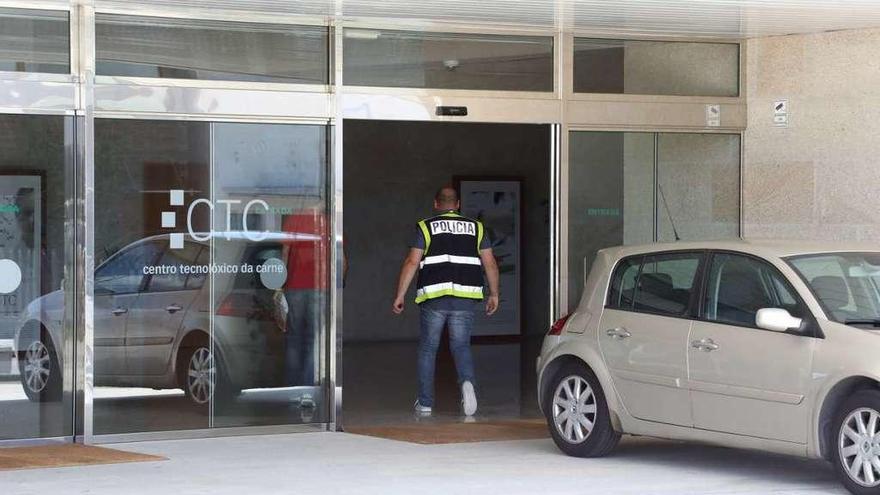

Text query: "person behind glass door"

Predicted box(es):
[280, 207, 327, 409]
[392, 186, 500, 417]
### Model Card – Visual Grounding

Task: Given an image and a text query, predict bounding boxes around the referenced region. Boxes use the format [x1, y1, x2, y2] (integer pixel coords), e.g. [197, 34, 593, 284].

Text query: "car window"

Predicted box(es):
[631, 252, 701, 316]
[186, 245, 209, 290]
[95, 241, 162, 294]
[788, 253, 880, 323]
[607, 257, 641, 309]
[147, 242, 202, 292]
[704, 253, 803, 327]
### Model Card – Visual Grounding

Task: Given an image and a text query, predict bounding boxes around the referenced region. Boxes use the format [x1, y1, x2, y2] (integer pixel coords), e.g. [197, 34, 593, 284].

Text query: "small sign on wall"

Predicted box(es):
[773, 99, 789, 127]
[706, 104, 721, 127]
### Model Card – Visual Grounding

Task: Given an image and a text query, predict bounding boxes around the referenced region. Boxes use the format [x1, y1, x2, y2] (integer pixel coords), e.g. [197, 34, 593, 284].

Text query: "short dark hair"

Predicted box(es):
[434, 186, 459, 207]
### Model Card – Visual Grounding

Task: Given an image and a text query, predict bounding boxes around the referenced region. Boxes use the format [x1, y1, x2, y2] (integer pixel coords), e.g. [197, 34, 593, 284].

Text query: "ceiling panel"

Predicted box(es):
[96, 0, 880, 39]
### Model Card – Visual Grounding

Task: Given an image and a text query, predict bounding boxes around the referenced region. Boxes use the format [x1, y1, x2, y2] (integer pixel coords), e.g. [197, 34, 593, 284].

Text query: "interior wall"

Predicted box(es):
[744, 27, 880, 240]
[343, 120, 551, 342]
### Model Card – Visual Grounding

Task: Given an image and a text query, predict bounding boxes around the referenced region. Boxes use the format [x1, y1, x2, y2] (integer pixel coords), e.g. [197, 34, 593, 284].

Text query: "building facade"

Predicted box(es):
[1, 0, 751, 445]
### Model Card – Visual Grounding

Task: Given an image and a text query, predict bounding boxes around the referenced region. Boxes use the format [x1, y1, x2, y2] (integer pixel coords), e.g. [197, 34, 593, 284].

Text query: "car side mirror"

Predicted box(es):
[756, 308, 803, 332]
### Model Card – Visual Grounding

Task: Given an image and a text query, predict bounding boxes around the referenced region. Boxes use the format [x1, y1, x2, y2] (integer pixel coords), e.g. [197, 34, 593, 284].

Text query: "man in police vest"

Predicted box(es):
[392, 186, 500, 416]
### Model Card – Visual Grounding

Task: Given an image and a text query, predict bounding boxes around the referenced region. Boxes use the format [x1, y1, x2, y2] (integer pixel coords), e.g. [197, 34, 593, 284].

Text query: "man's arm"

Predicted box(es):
[392, 247, 424, 314]
[480, 248, 500, 316]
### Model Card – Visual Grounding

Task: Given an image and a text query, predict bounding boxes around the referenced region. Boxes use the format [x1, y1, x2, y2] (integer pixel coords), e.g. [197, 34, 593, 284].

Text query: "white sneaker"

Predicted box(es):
[461, 381, 477, 416]
[414, 400, 432, 414]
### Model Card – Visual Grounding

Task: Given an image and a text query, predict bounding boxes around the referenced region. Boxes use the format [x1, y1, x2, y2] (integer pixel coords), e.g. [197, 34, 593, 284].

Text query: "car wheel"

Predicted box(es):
[832, 390, 880, 495]
[179, 342, 239, 407]
[543, 361, 620, 457]
[182, 345, 215, 407]
[18, 331, 62, 403]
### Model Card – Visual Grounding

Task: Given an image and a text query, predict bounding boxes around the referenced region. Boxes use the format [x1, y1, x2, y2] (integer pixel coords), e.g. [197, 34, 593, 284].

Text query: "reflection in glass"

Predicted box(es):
[567, 131, 654, 311]
[0, 8, 69, 74]
[574, 38, 739, 97]
[344, 29, 554, 91]
[96, 14, 329, 84]
[657, 133, 741, 242]
[0, 114, 73, 440]
[94, 119, 329, 435]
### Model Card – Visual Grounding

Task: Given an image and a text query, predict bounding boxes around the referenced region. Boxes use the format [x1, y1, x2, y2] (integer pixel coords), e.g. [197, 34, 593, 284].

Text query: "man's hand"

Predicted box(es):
[485, 294, 499, 316]
[392, 296, 405, 314]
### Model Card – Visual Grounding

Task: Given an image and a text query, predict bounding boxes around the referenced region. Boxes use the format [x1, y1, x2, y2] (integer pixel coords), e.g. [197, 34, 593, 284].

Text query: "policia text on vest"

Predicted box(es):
[392, 208, 500, 316]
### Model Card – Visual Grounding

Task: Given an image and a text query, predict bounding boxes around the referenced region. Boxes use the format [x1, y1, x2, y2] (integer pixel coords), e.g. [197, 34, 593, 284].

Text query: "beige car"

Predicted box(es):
[537, 240, 880, 494]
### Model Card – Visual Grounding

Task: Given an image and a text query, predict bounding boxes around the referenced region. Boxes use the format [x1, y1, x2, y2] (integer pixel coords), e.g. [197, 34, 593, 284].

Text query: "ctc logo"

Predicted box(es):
[163, 190, 270, 249]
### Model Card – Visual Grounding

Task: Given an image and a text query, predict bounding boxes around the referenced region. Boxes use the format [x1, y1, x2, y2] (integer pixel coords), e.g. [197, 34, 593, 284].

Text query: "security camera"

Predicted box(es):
[443, 59, 460, 71]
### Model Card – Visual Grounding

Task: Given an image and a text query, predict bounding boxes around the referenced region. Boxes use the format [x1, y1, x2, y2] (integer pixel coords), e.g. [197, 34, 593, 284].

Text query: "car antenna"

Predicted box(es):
[658, 184, 681, 241]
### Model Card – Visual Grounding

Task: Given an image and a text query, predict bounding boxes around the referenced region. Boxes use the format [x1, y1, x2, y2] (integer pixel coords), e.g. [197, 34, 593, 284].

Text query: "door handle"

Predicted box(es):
[166, 304, 183, 314]
[606, 328, 632, 340]
[112, 307, 128, 316]
[691, 338, 719, 352]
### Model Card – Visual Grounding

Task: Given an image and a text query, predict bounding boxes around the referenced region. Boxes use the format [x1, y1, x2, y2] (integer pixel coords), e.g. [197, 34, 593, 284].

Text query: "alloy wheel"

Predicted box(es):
[23, 341, 51, 393]
[839, 407, 880, 487]
[552, 375, 597, 444]
[186, 347, 215, 405]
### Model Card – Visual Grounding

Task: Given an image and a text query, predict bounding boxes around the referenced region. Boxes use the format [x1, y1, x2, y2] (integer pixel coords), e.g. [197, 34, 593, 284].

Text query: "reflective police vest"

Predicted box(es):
[414, 211, 485, 304]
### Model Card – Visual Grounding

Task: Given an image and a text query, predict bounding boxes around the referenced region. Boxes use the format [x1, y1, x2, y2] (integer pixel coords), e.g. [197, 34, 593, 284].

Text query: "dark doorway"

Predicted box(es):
[342, 120, 551, 429]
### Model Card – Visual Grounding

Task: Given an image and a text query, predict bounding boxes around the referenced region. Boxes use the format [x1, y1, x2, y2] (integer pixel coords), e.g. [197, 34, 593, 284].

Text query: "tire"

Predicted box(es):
[831, 390, 880, 495]
[178, 341, 237, 407]
[18, 329, 62, 403]
[543, 361, 621, 457]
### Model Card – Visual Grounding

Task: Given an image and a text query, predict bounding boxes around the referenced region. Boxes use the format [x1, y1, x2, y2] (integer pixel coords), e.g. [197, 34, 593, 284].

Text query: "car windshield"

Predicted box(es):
[787, 252, 880, 326]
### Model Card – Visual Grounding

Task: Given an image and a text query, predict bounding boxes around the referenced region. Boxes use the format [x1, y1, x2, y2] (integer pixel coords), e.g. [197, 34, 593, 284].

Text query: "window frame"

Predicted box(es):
[696, 250, 822, 338]
[604, 249, 708, 320]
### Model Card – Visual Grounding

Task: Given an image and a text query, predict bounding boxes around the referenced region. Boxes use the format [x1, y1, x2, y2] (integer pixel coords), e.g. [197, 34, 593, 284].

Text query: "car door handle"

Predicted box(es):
[691, 338, 719, 352]
[166, 304, 183, 314]
[606, 328, 632, 340]
[112, 307, 128, 316]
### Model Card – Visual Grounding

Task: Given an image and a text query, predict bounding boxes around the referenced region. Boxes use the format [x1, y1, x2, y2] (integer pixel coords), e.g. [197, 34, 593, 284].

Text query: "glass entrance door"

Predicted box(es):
[0, 114, 76, 441]
[92, 119, 330, 436]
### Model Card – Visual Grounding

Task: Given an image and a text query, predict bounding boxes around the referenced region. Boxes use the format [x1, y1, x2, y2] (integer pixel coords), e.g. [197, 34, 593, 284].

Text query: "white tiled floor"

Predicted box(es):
[0, 433, 846, 495]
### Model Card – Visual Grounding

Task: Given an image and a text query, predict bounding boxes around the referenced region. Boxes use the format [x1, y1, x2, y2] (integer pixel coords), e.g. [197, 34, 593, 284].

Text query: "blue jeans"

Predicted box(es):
[417, 308, 476, 407]
[284, 289, 324, 387]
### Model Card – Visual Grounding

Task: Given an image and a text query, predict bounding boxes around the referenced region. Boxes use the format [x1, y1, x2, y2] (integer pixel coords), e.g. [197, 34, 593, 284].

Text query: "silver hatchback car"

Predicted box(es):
[538, 240, 880, 494]
[15, 233, 297, 407]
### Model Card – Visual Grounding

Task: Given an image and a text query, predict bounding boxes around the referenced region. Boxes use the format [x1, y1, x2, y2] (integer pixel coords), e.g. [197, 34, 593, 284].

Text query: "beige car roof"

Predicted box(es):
[598, 238, 880, 261]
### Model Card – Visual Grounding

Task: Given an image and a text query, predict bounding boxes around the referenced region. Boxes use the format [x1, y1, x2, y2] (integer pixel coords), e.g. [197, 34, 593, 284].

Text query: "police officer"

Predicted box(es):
[392, 186, 500, 416]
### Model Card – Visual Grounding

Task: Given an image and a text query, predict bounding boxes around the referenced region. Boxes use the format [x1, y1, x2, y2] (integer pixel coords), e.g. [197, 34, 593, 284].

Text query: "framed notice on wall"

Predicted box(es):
[456, 178, 522, 337]
[0, 176, 42, 333]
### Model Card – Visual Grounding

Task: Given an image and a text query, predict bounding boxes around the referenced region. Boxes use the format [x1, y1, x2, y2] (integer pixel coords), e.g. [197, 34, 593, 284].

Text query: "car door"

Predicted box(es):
[599, 251, 704, 427]
[93, 241, 162, 376]
[688, 252, 816, 443]
[126, 241, 204, 376]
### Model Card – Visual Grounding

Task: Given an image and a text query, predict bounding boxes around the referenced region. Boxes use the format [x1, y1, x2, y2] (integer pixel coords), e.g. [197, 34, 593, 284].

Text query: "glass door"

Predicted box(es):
[566, 131, 741, 311]
[0, 114, 76, 441]
[92, 118, 330, 435]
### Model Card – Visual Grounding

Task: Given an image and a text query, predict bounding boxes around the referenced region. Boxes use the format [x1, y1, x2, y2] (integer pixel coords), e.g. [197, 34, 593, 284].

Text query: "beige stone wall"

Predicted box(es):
[744, 28, 880, 240]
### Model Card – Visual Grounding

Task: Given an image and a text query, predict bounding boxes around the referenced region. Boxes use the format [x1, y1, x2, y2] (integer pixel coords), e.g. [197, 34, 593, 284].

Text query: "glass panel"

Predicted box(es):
[0, 8, 69, 74]
[344, 29, 554, 91]
[96, 14, 329, 84]
[0, 114, 74, 440]
[704, 253, 803, 326]
[567, 131, 654, 310]
[93, 119, 329, 435]
[634, 253, 701, 316]
[94, 119, 211, 434]
[574, 38, 739, 97]
[211, 122, 329, 428]
[657, 133, 740, 242]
